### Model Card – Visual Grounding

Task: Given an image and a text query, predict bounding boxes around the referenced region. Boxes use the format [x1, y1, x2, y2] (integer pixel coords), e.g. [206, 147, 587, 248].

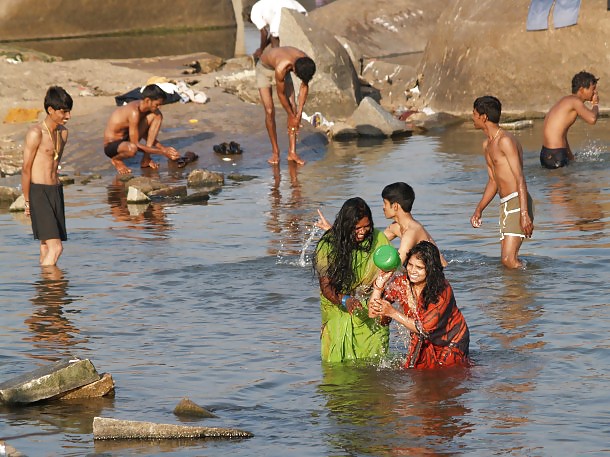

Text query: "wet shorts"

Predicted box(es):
[255, 60, 276, 89]
[29, 183, 67, 241]
[104, 139, 126, 158]
[499, 191, 534, 240]
[540, 146, 569, 169]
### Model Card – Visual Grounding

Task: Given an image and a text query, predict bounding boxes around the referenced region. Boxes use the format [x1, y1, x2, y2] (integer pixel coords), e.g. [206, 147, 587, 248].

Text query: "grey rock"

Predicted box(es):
[9, 194, 26, 212]
[126, 186, 150, 204]
[93, 417, 253, 440]
[124, 177, 164, 195]
[345, 97, 408, 137]
[0, 186, 19, 204]
[179, 191, 211, 204]
[187, 169, 224, 188]
[0, 358, 101, 405]
[215, 70, 260, 105]
[173, 397, 218, 418]
[328, 121, 358, 140]
[148, 185, 188, 199]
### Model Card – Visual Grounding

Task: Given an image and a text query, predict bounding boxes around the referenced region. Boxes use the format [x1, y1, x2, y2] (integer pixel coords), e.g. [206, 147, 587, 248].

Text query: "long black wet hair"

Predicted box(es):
[314, 197, 374, 294]
[407, 241, 446, 310]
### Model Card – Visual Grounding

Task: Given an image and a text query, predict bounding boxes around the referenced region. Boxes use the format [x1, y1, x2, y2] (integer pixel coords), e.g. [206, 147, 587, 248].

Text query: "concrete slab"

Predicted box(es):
[93, 417, 253, 440]
[0, 358, 100, 405]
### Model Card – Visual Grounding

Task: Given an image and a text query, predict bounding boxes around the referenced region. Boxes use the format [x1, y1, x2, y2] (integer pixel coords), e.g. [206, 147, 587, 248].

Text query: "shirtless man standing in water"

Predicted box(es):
[470, 95, 534, 269]
[21, 86, 72, 266]
[541, 71, 599, 169]
[104, 84, 180, 174]
[256, 46, 316, 165]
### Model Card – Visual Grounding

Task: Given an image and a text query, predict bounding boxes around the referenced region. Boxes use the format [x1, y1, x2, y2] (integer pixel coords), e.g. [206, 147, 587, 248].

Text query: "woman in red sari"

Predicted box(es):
[369, 241, 470, 369]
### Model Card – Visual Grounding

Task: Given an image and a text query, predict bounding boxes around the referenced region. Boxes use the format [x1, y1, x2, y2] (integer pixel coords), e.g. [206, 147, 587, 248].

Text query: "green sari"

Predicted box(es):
[315, 229, 390, 363]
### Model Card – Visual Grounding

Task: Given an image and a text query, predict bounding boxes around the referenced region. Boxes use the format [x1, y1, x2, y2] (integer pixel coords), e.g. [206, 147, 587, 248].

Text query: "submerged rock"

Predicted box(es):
[173, 397, 218, 419]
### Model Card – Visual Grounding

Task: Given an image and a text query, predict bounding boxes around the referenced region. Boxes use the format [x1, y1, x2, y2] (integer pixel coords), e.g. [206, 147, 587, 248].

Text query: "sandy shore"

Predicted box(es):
[0, 53, 323, 180]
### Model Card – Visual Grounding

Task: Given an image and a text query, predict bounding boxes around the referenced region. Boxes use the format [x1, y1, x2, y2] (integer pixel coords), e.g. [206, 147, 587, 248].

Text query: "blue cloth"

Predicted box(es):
[526, 0, 554, 30]
[526, 0, 582, 31]
[553, 0, 581, 28]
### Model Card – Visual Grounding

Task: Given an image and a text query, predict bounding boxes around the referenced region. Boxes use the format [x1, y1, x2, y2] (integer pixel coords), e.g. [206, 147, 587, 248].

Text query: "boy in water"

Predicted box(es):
[380, 182, 447, 266]
[541, 71, 599, 168]
[21, 86, 73, 266]
[316, 182, 447, 266]
[103, 84, 180, 174]
[470, 95, 534, 269]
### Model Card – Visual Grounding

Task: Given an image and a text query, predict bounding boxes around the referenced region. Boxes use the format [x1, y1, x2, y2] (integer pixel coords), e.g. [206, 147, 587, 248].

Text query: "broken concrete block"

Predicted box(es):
[173, 398, 217, 418]
[93, 417, 253, 440]
[126, 186, 150, 203]
[57, 373, 115, 400]
[0, 358, 100, 405]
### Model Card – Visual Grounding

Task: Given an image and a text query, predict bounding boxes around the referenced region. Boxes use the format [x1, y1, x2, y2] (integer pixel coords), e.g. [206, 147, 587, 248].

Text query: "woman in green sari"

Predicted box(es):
[313, 197, 391, 363]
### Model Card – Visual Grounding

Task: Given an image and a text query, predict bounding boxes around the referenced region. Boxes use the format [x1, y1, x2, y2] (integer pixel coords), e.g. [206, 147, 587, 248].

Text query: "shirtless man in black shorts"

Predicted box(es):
[541, 71, 599, 169]
[103, 84, 180, 174]
[21, 86, 72, 266]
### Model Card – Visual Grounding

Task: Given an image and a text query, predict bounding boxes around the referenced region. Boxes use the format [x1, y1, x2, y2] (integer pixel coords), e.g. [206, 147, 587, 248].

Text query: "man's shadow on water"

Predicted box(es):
[24, 266, 87, 361]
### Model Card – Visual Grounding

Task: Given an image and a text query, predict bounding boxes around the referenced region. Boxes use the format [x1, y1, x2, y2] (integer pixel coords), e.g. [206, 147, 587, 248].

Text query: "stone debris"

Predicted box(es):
[56, 373, 115, 400]
[0, 358, 100, 405]
[93, 417, 253, 440]
[173, 397, 218, 419]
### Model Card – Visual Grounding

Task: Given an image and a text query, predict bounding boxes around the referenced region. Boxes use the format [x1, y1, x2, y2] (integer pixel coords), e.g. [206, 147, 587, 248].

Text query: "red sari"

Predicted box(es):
[384, 275, 470, 369]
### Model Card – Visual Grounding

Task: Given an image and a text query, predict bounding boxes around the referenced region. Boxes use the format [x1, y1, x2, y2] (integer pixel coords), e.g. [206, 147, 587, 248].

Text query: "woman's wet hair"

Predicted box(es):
[571, 71, 598, 94]
[473, 95, 502, 124]
[44, 86, 73, 114]
[406, 241, 446, 310]
[314, 197, 374, 294]
[294, 57, 316, 84]
[141, 84, 168, 102]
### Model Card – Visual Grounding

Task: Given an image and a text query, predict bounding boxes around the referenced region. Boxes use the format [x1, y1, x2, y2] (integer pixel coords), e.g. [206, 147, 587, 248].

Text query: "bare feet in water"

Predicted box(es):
[287, 154, 305, 165]
[267, 155, 280, 165]
[111, 158, 132, 175]
[141, 158, 159, 169]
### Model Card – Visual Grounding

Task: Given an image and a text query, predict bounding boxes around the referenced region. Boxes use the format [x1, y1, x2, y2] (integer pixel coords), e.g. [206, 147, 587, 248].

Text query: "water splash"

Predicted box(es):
[576, 139, 607, 162]
[297, 225, 322, 267]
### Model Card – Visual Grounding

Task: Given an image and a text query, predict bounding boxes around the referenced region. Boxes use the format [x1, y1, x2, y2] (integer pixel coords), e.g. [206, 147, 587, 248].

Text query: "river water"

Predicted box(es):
[1, 116, 609, 456]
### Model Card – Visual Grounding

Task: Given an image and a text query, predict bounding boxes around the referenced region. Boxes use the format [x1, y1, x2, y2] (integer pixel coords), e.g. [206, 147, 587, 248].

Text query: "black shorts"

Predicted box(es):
[540, 146, 569, 169]
[104, 139, 124, 158]
[30, 183, 67, 241]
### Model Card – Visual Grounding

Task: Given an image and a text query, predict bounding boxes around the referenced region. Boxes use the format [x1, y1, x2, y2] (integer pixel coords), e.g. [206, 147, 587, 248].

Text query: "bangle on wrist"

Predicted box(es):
[341, 294, 350, 309]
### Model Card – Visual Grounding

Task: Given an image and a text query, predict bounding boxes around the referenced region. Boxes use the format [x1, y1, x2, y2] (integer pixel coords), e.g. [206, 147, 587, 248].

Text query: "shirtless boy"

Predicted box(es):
[381, 182, 447, 267]
[256, 46, 316, 165]
[104, 84, 180, 174]
[21, 86, 73, 266]
[315, 182, 447, 266]
[470, 95, 534, 269]
[541, 71, 599, 169]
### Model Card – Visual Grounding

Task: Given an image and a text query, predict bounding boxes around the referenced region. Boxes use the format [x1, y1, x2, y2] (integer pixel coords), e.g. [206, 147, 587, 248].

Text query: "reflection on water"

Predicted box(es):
[319, 363, 473, 456]
[266, 163, 305, 258]
[24, 266, 86, 361]
[107, 177, 173, 237]
[1, 118, 609, 455]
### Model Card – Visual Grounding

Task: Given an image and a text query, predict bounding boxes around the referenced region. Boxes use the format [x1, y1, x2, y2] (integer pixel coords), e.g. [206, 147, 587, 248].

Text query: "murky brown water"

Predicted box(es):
[1, 116, 609, 456]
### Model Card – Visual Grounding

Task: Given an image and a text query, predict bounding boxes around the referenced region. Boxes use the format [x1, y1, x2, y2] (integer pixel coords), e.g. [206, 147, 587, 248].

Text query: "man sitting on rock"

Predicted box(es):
[256, 46, 316, 165]
[103, 84, 180, 175]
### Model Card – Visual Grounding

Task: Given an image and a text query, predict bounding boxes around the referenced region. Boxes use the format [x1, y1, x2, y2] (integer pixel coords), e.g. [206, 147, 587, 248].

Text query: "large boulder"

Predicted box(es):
[418, 0, 610, 115]
[310, 0, 446, 111]
[344, 97, 408, 137]
[279, 9, 361, 120]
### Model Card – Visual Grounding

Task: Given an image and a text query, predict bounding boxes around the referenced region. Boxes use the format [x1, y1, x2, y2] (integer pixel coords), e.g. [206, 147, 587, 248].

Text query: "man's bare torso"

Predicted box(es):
[30, 124, 67, 185]
[543, 95, 579, 148]
[104, 101, 141, 144]
[485, 132, 522, 198]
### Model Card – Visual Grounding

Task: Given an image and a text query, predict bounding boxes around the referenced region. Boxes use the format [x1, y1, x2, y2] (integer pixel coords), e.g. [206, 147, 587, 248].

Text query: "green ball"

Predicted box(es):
[373, 245, 401, 272]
